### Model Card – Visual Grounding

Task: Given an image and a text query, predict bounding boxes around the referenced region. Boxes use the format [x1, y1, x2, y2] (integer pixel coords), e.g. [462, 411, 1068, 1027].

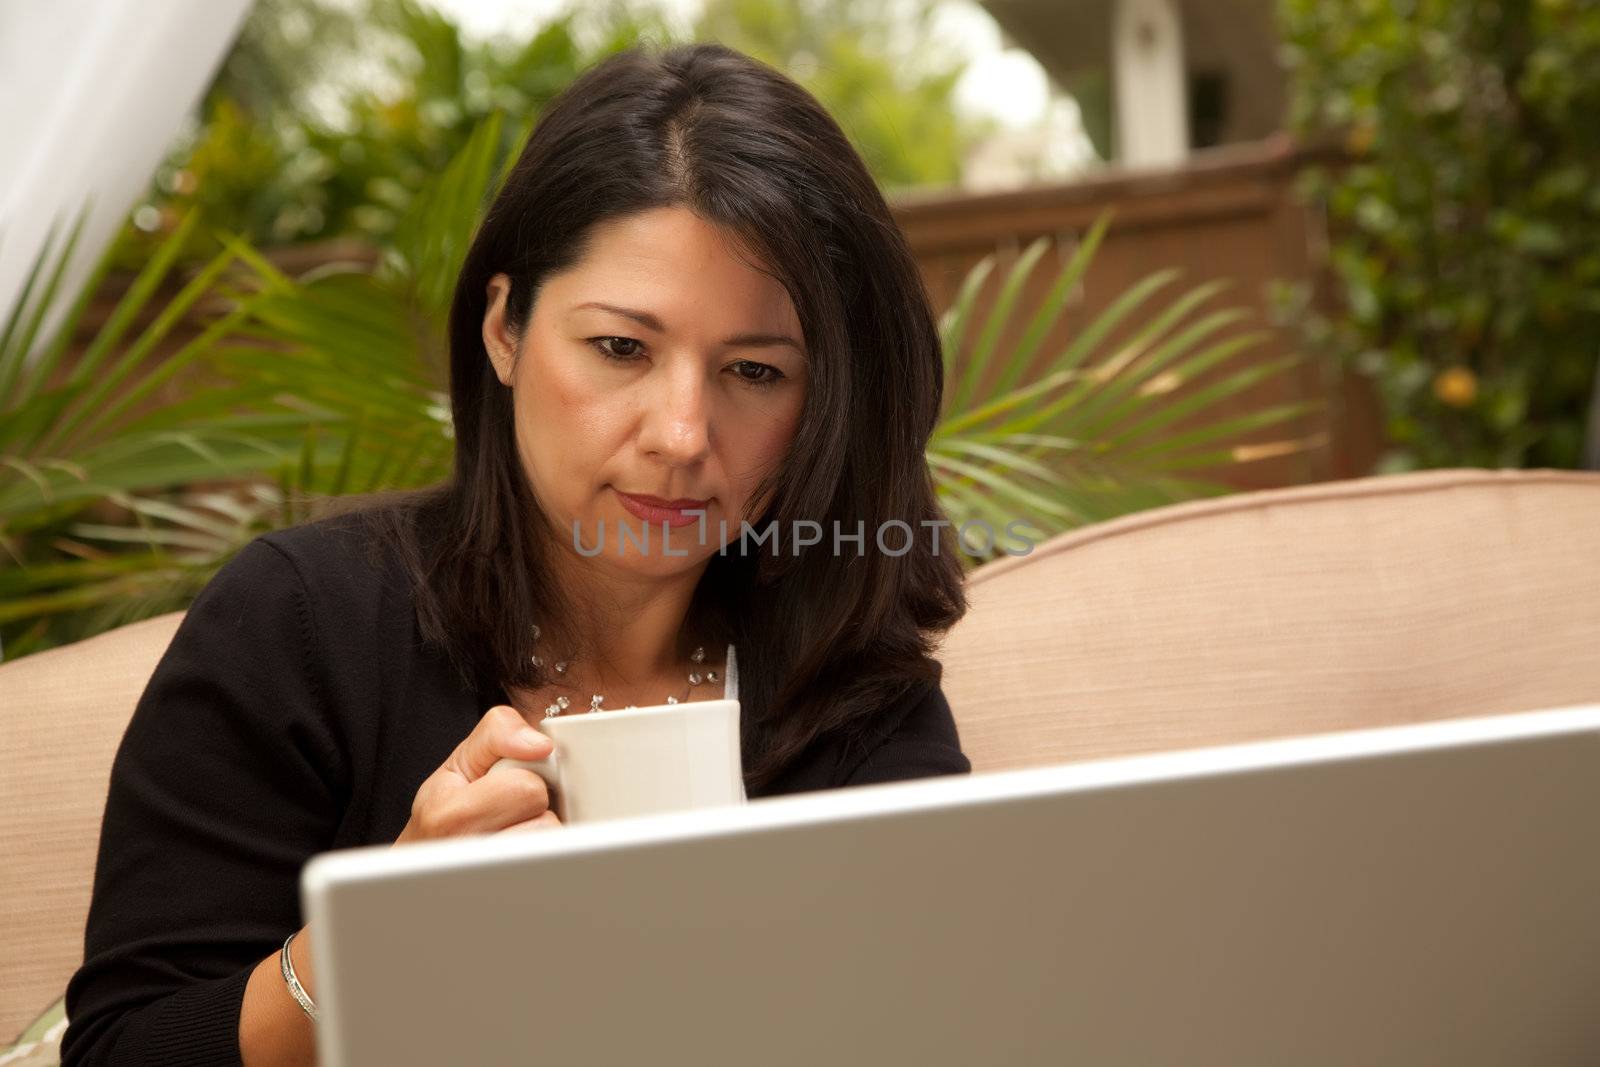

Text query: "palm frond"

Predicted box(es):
[0, 114, 496, 658]
[931, 211, 1327, 565]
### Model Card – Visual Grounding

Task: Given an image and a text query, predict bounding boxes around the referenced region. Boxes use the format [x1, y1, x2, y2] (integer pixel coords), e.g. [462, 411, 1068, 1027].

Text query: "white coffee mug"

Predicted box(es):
[491, 698, 746, 824]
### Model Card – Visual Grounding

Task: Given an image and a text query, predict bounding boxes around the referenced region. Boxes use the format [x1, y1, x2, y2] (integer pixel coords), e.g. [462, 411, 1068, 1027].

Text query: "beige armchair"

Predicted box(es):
[937, 466, 1600, 767]
[6, 467, 1600, 1043]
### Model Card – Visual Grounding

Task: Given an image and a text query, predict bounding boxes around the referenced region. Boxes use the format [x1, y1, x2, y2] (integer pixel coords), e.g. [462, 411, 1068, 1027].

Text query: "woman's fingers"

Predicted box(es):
[447, 705, 553, 783]
[497, 810, 563, 833]
[396, 705, 563, 845]
[428, 761, 556, 834]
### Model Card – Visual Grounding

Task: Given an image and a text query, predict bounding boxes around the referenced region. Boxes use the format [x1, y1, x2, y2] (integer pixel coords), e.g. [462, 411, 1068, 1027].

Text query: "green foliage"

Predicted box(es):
[116, 0, 660, 267]
[120, 0, 981, 268]
[1279, 0, 1600, 470]
[0, 210, 320, 658]
[933, 214, 1323, 558]
[0, 113, 512, 660]
[693, 0, 986, 193]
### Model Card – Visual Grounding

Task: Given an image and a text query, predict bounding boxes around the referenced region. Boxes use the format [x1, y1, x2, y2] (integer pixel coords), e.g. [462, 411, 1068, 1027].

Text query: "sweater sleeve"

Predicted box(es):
[60, 538, 347, 1067]
[844, 681, 973, 786]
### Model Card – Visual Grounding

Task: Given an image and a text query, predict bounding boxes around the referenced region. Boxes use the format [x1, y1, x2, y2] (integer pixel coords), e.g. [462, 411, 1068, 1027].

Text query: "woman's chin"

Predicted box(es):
[604, 549, 717, 579]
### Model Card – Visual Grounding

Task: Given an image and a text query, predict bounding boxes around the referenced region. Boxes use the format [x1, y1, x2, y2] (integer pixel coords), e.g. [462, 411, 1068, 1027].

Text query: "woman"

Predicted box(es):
[62, 40, 969, 1066]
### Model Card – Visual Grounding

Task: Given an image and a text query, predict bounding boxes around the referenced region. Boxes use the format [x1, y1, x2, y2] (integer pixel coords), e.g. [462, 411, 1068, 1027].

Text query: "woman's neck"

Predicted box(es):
[545, 549, 711, 688]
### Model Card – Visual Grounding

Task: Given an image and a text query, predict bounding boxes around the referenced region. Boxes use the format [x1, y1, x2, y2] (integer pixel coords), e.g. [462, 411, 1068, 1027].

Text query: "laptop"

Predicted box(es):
[302, 702, 1600, 1066]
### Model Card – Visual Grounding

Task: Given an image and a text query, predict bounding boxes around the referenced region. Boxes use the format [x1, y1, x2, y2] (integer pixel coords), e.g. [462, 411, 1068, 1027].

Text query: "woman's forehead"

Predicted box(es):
[571, 210, 777, 285]
[544, 217, 803, 337]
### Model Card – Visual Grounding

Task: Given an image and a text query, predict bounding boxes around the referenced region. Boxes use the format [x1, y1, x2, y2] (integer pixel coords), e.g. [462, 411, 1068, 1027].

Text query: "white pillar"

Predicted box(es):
[1112, 0, 1188, 167]
[0, 0, 254, 340]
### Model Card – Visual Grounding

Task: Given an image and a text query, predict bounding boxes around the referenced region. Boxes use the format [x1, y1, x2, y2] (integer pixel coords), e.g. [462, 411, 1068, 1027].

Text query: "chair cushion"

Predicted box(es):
[0, 612, 185, 1044]
[939, 468, 1600, 772]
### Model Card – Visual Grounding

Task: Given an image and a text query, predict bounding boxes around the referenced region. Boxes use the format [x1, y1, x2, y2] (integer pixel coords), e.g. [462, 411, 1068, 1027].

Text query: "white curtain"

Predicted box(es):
[0, 0, 254, 346]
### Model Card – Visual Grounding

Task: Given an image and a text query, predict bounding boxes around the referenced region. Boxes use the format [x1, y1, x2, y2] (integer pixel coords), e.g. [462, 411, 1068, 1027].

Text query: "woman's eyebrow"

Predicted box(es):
[572, 301, 803, 351]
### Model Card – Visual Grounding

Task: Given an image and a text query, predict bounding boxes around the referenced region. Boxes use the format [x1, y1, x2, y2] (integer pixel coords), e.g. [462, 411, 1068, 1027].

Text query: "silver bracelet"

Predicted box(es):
[280, 929, 319, 1022]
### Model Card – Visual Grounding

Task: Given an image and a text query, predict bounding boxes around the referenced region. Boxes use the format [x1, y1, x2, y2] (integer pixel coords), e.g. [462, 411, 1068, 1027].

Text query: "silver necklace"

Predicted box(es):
[529, 624, 720, 719]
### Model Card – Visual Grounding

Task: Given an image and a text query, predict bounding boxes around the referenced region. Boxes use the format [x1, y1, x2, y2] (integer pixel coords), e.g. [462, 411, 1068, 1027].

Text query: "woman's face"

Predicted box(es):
[482, 205, 809, 579]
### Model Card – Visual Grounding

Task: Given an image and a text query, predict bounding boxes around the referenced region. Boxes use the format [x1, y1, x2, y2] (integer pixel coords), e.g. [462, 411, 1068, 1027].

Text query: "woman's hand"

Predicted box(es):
[395, 704, 563, 844]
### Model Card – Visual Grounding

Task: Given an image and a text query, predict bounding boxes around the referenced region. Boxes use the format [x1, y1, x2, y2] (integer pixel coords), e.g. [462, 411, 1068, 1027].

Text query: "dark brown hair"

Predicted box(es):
[339, 40, 965, 793]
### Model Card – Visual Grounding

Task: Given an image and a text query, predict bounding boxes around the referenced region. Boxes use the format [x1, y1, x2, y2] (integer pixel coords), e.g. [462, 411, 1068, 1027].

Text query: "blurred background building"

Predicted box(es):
[980, 0, 1286, 166]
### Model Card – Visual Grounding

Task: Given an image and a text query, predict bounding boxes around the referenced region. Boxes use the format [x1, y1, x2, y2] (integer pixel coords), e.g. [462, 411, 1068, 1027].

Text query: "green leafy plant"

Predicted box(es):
[118, 0, 662, 268]
[0, 208, 317, 658]
[1278, 0, 1600, 471]
[692, 0, 986, 194]
[124, 0, 1000, 271]
[931, 213, 1324, 560]
[0, 112, 519, 661]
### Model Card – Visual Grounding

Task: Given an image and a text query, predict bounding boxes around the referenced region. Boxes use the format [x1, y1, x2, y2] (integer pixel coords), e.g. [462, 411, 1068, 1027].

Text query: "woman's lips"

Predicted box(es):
[614, 488, 710, 528]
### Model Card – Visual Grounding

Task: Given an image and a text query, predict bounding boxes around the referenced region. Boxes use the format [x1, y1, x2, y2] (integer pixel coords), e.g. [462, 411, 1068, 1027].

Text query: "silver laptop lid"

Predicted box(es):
[303, 703, 1600, 1067]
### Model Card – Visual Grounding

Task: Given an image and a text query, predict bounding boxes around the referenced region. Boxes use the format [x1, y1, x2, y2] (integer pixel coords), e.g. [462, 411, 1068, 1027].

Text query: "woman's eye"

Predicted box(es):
[731, 360, 784, 388]
[589, 336, 644, 360]
[588, 339, 782, 389]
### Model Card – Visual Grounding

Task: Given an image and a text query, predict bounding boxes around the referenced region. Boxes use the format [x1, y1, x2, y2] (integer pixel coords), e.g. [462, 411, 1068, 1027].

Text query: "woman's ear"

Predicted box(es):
[483, 273, 518, 386]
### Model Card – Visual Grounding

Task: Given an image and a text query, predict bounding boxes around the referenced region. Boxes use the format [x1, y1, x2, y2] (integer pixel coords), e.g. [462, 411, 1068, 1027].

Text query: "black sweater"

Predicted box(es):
[60, 513, 970, 1066]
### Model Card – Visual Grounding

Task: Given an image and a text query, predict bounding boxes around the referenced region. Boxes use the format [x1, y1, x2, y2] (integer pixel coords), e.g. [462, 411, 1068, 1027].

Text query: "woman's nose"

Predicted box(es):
[638, 361, 712, 464]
